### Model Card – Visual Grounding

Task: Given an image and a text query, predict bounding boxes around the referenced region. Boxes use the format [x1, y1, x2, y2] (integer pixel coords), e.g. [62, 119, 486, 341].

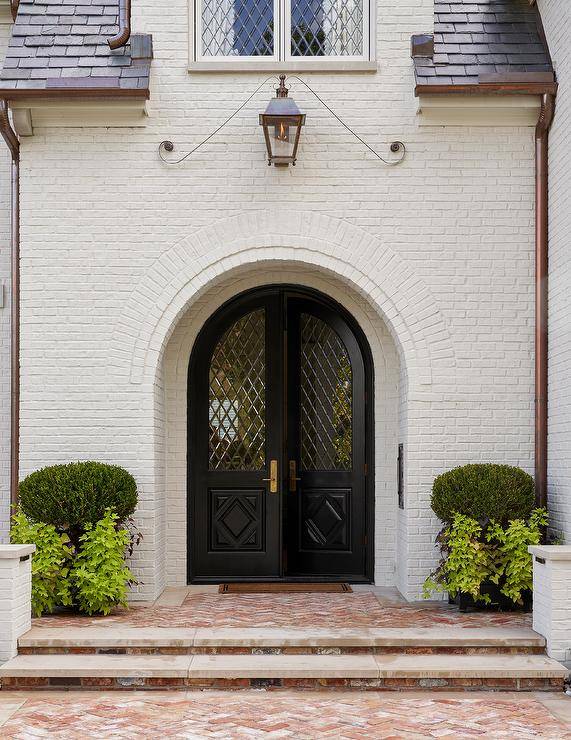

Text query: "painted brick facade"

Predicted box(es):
[0, 0, 546, 599]
[537, 0, 571, 544]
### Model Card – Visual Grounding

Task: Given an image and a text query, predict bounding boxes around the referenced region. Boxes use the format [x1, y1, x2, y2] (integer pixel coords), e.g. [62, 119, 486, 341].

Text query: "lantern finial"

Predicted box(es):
[276, 75, 289, 99]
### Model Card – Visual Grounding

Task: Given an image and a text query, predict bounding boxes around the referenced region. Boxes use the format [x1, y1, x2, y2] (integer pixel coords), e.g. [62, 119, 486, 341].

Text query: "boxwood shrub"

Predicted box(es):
[431, 463, 535, 525]
[19, 461, 137, 533]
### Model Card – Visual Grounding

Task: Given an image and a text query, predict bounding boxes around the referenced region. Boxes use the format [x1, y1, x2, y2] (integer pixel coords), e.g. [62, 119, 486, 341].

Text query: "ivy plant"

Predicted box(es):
[11, 509, 73, 617]
[423, 513, 495, 603]
[424, 508, 548, 607]
[487, 508, 548, 605]
[70, 509, 136, 616]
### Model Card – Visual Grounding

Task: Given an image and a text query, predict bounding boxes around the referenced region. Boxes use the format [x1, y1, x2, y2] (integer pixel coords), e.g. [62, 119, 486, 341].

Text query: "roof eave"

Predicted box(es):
[415, 81, 558, 97]
[0, 87, 150, 101]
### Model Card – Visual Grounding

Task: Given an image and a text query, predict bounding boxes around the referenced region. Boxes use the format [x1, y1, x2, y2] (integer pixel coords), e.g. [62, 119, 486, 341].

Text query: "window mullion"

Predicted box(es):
[281, 0, 289, 62]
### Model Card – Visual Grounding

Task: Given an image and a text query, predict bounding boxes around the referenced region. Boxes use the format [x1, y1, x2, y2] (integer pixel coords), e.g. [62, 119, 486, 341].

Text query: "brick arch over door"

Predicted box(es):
[112, 211, 455, 391]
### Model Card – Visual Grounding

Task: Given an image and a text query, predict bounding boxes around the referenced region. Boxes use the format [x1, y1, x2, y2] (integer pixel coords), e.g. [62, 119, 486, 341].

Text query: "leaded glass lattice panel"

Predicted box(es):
[201, 0, 274, 57]
[300, 313, 352, 470]
[209, 309, 266, 470]
[291, 0, 363, 57]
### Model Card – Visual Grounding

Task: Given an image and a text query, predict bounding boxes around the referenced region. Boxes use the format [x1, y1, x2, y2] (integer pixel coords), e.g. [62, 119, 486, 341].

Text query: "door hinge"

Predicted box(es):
[364, 463, 368, 476]
[364, 535, 368, 546]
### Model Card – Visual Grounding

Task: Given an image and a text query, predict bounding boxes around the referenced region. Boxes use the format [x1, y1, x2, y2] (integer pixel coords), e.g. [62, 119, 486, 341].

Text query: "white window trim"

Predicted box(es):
[188, 0, 377, 72]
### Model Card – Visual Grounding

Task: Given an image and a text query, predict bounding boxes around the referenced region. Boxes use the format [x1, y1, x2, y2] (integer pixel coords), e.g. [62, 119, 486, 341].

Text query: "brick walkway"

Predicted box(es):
[32, 593, 532, 630]
[0, 690, 569, 738]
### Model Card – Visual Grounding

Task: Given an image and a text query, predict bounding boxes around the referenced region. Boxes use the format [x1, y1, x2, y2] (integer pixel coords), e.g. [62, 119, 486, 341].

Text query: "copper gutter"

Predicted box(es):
[108, 0, 131, 50]
[0, 100, 20, 507]
[535, 93, 555, 508]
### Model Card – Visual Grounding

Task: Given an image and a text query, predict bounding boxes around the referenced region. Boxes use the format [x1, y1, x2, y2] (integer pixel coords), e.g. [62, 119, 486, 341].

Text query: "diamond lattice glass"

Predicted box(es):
[201, 0, 274, 56]
[291, 0, 363, 57]
[209, 309, 266, 470]
[300, 313, 353, 470]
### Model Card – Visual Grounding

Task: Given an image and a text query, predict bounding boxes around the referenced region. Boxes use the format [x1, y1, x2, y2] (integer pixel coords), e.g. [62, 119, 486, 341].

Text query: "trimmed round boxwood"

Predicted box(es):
[19, 461, 137, 530]
[431, 464, 535, 525]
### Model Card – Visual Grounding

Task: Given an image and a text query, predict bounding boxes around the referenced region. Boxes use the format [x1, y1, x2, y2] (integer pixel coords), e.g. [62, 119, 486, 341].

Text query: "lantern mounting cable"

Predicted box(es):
[158, 75, 406, 166]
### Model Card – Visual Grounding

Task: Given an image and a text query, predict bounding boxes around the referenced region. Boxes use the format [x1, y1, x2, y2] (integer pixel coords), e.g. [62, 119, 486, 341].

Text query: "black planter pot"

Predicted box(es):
[449, 582, 532, 613]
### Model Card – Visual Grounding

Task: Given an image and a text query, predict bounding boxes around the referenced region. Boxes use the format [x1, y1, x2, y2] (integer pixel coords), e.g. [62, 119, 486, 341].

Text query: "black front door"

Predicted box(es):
[189, 287, 371, 582]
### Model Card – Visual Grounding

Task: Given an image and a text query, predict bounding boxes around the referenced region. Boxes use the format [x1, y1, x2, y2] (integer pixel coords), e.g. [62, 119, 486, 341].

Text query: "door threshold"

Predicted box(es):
[190, 577, 372, 585]
[219, 583, 353, 593]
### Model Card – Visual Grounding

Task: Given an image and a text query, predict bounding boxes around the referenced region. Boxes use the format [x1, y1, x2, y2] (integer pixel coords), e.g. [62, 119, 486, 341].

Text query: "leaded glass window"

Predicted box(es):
[194, 0, 368, 61]
[208, 309, 266, 470]
[300, 313, 353, 471]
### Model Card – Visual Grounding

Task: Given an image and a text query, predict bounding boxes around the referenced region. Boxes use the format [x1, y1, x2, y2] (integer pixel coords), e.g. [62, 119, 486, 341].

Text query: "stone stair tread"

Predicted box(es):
[1, 651, 567, 680]
[190, 653, 568, 679]
[190, 654, 379, 678]
[0, 654, 191, 678]
[19, 625, 545, 648]
[373, 654, 569, 679]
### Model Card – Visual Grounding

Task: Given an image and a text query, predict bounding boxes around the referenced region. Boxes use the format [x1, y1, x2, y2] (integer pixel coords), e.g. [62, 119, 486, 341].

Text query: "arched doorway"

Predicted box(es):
[188, 285, 373, 582]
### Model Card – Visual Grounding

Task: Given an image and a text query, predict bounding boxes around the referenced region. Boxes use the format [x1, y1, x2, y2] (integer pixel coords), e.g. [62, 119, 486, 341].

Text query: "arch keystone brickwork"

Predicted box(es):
[112, 212, 455, 387]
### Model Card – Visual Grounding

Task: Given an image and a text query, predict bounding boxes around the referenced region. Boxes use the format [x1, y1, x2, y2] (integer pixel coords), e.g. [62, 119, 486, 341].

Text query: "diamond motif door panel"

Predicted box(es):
[301, 489, 350, 550]
[189, 287, 370, 582]
[211, 489, 265, 550]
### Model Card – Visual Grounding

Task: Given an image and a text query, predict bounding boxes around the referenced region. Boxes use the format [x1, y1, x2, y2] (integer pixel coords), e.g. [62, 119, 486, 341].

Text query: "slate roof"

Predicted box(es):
[413, 0, 555, 92]
[0, 0, 152, 96]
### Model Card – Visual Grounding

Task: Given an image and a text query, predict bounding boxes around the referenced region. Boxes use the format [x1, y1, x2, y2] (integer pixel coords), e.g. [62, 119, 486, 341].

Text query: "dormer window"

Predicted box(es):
[191, 0, 373, 68]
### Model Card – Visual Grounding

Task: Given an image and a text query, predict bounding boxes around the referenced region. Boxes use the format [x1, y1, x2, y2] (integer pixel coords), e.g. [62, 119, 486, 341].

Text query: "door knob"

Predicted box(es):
[289, 460, 301, 492]
[262, 459, 278, 493]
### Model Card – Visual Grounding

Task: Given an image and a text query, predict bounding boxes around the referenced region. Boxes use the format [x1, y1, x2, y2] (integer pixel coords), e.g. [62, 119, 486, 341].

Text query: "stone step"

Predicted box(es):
[17, 626, 546, 655]
[1, 650, 567, 691]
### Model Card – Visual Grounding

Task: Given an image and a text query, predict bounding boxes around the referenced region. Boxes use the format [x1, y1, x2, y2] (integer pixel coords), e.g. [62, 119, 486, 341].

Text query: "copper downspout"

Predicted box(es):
[535, 93, 555, 508]
[0, 101, 20, 507]
[10, 0, 19, 22]
[108, 0, 131, 50]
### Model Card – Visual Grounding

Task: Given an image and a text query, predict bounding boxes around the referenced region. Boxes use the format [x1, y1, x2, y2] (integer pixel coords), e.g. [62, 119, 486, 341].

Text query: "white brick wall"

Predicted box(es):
[538, 1, 571, 544]
[0, 0, 542, 599]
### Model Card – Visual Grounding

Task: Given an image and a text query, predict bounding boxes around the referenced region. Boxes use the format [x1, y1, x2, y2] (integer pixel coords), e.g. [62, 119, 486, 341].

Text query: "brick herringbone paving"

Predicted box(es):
[0, 691, 569, 739]
[32, 593, 533, 629]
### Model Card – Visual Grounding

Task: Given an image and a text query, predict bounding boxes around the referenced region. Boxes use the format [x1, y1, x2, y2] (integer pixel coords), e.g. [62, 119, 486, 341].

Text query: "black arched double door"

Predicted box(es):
[188, 286, 372, 582]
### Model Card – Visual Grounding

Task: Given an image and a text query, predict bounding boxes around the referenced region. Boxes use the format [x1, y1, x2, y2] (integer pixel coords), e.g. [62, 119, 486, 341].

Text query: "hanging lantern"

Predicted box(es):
[259, 75, 306, 167]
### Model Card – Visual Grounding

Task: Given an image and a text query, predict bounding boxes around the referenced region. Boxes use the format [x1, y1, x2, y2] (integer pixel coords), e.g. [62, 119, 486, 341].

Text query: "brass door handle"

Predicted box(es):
[289, 460, 301, 492]
[262, 459, 278, 493]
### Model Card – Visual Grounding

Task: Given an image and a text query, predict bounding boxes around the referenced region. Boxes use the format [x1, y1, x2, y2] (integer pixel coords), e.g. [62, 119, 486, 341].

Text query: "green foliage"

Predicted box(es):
[423, 514, 494, 603]
[19, 461, 138, 536]
[424, 508, 548, 607]
[431, 464, 535, 526]
[11, 509, 73, 617]
[487, 508, 548, 605]
[70, 510, 136, 616]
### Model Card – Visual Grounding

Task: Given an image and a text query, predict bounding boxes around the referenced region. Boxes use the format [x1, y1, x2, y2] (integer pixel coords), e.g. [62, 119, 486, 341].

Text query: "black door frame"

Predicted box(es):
[187, 284, 375, 584]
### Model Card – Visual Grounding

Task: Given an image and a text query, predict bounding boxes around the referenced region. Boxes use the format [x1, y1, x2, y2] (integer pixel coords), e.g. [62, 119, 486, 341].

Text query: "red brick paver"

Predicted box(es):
[0, 690, 569, 739]
[32, 593, 532, 629]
